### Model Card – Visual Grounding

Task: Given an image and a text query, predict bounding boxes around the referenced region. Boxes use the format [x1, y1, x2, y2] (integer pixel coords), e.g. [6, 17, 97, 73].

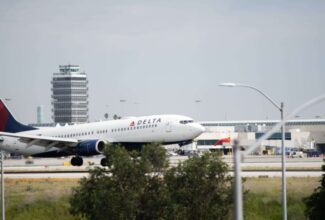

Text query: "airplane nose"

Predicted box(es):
[198, 124, 206, 133]
[191, 123, 205, 136]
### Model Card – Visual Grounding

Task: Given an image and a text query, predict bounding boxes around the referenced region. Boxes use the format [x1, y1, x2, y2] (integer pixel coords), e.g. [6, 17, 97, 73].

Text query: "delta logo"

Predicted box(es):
[129, 118, 162, 127]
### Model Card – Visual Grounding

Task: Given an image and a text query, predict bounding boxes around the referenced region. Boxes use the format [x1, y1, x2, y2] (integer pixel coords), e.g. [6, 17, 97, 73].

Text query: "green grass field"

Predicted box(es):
[3, 179, 78, 220]
[0, 177, 321, 219]
[244, 177, 321, 220]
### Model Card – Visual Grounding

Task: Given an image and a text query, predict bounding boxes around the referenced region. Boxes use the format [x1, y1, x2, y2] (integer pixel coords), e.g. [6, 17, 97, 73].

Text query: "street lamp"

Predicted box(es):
[119, 99, 127, 117]
[0, 151, 4, 220]
[0, 98, 10, 220]
[219, 82, 287, 220]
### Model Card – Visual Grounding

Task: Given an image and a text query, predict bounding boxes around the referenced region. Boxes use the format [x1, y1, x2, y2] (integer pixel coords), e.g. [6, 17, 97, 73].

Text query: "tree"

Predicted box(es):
[304, 159, 325, 220]
[70, 144, 233, 220]
[70, 143, 168, 220]
[164, 153, 233, 220]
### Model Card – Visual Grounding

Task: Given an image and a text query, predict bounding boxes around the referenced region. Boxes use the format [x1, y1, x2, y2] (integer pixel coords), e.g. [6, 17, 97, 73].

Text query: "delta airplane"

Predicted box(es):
[0, 99, 205, 166]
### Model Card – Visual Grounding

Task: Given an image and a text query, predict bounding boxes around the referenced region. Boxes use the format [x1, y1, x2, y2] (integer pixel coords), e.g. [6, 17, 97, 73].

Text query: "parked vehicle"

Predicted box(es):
[304, 149, 320, 157]
[289, 151, 304, 158]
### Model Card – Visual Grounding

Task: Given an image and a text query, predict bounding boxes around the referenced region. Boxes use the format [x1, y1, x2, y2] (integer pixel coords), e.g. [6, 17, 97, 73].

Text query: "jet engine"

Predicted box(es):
[75, 140, 106, 156]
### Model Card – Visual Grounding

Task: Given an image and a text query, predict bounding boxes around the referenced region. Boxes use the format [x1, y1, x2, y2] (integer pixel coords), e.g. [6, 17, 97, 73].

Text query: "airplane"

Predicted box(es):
[0, 99, 205, 166]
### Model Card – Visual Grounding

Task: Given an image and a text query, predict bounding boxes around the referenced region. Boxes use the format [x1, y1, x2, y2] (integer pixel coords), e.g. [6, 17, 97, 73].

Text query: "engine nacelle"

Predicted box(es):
[75, 140, 106, 156]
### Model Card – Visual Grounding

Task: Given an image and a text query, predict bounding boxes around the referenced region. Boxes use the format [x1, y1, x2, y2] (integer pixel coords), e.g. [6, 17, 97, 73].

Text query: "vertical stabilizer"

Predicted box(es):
[0, 99, 36, 133]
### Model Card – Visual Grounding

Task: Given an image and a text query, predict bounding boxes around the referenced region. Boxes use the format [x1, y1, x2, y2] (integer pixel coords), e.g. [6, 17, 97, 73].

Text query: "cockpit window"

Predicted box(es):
[180, 120, 194, 124]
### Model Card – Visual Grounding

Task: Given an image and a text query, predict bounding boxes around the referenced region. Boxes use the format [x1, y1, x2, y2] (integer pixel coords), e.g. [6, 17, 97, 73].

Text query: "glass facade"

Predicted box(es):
[201, 120, 325, 127]
[52, 65, 88, 124]
[255, 132, 291, 140]
[197, 140, 218, 146]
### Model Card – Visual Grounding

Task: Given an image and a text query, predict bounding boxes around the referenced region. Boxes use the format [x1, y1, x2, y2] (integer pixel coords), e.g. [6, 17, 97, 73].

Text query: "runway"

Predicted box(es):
[3, 170, 323, 179]
[4, 155, 323, 167]
[1, 156, 324, 178]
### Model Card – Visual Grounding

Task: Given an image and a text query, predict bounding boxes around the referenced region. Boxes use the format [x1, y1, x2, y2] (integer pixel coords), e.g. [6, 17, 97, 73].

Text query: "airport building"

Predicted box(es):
[51, 65, 89, 124]
[36, 105, 44, 124]
[195, 119, 325, 155]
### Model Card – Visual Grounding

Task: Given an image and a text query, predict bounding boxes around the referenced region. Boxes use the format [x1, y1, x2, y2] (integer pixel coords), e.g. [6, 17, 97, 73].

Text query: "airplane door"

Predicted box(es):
[166, 121, 172, 133]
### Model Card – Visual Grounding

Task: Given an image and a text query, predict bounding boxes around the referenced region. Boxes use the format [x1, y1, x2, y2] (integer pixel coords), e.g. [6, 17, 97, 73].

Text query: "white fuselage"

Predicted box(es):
[0, 114, 205, 156]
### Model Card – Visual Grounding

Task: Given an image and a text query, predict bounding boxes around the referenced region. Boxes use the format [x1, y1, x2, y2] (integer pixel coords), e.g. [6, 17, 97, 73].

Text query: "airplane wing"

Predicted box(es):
[0, 131, 78, 148]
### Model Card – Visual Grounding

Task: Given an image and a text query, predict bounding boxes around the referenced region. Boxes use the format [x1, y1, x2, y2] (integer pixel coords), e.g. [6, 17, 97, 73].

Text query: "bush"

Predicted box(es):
[304, 159, 325, 220]
[164, 153, 233, 220]
[70, 144, 233, 220]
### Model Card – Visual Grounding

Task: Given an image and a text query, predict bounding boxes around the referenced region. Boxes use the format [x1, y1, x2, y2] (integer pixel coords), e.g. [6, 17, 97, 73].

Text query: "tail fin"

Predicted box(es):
[0, 99, 36, 133]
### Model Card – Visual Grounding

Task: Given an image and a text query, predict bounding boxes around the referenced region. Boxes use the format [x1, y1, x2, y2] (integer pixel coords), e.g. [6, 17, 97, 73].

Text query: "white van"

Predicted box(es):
[289, 151, 304, 158]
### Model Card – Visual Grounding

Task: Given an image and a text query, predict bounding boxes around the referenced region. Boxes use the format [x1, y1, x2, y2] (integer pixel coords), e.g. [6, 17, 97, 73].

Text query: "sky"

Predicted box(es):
[0, 0, 324, 123]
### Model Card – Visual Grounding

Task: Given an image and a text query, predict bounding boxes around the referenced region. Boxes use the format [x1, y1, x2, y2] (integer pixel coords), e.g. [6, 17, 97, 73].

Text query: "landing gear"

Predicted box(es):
[100, 158, 108, 167]
[178, 140, 192, 147]
[71, 156, 83, 166]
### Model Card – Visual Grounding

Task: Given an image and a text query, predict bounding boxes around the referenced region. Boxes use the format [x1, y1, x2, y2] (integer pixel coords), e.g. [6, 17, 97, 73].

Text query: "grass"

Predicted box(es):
[2, 179, 79, 220]
[0, 177, 321, 219]
[244, 177, 321, 220]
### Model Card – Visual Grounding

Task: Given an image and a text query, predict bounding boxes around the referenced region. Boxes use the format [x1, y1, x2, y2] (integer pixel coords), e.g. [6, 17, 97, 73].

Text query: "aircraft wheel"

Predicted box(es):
[71, 156, 83, 166]
[100, 158, 108, 167]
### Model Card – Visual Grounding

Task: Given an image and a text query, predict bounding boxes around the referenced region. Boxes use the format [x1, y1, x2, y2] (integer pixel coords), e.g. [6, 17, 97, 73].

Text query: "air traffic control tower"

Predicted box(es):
[51, 65, 89, 124]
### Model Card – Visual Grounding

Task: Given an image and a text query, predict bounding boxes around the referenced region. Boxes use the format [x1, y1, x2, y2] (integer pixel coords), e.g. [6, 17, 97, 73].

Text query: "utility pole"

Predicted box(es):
[1, 151, 5, 220]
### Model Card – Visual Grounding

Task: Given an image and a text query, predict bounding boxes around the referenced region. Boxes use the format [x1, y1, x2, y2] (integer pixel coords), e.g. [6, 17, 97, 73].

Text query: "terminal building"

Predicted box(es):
[194, 119, 325, 155]
[51, 65, 89, 124]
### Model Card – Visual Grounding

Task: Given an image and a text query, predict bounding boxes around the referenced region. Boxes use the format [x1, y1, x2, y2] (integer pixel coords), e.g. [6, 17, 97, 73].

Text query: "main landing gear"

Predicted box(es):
[70, 156, 108, 167]
[71, 156, 83, 166]
[100, 158, 108, 167]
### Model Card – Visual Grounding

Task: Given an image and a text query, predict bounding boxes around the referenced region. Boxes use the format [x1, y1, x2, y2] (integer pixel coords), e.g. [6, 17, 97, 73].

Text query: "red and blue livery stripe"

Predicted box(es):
[0, 100, 36, 133]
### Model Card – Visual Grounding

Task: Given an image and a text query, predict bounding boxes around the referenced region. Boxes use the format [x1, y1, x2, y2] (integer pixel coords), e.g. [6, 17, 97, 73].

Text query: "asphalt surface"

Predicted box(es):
[3, 171, 323, 179]
[2, 155, 324, 178]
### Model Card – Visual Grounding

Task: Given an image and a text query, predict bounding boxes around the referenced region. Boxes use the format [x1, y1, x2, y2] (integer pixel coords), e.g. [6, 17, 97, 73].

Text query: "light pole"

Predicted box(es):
[0, 98, 10, 220]
[233, 139, 243, 220]
[219, 83, 287, 220]
[1, 151, 4, 220]
[194, 100, 201, 119]
[120, 99, 127, 117]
